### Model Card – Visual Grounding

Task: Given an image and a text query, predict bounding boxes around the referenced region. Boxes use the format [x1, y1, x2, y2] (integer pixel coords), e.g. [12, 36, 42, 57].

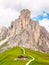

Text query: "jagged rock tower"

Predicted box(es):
[19, 9, 30, 28]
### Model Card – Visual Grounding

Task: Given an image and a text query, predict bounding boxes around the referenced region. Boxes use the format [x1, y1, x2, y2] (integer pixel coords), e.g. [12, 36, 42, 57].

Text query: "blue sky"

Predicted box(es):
[33, 11, 49, 32]
[33, 11, 49, 21]
[0, 0, 49, 32]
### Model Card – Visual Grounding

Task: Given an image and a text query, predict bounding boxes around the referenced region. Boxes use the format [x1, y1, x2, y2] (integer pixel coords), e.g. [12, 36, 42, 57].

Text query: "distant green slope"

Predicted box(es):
[0, 46, 49, 65]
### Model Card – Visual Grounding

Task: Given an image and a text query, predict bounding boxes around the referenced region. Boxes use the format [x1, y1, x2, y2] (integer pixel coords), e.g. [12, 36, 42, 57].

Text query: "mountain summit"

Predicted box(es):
[0, 9, 49, 53]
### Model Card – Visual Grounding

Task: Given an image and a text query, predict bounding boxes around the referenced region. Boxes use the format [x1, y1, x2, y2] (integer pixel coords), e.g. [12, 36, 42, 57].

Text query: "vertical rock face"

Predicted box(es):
[0, 9, 49, 53]
[19, 9, 30, 28]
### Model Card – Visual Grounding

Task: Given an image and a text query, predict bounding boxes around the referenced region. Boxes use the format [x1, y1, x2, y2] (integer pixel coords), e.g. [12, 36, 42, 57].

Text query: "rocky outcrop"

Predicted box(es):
[0, 9, 49, 53]
[19, 9, 30, 28]
[0, 27, 8, 41]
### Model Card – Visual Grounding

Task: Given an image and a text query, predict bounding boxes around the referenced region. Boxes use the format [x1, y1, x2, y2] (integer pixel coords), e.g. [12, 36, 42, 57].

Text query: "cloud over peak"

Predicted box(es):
[0, 0, 49, 28]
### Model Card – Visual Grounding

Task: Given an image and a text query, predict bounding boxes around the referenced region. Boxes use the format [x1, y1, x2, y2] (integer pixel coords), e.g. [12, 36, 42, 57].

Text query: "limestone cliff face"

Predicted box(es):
[19, 9, 30, 28]
[0, 9, 49, 53]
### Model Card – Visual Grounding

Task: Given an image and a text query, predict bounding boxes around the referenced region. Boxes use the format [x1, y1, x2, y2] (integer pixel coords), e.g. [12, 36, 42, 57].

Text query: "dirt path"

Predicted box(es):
[20, 47, 35, 65]
[21, 47, 25, 54]
[26, 57, 35, 65]
[20, 47, 25, 54]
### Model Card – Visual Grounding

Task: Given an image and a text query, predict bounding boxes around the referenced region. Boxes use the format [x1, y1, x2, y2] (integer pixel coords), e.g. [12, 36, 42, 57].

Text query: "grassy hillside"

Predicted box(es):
[0, 46, 49, 65]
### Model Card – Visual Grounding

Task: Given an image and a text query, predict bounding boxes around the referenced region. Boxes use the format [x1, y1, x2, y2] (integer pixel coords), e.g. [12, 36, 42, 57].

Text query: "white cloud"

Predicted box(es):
[0, 0, 49, 27]
[0, 8, 19, 27]
[39, 19, 49, 32]
[2, 0, 49, 16]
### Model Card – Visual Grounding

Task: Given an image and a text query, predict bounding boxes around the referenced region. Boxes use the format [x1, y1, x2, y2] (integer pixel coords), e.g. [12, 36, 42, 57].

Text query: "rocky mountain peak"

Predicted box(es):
[0, 9, 49, 53]
[19, 9, 31, 28]
[20, 9, 30, 19]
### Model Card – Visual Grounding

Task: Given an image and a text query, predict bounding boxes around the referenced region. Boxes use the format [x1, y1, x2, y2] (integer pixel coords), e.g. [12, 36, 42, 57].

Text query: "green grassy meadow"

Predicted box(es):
[0, 46, 49, 65]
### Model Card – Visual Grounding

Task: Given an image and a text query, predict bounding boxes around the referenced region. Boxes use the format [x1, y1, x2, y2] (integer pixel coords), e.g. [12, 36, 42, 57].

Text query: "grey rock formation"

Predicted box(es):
[0, 9, 49, 53]
[0, 27, 8, 41]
